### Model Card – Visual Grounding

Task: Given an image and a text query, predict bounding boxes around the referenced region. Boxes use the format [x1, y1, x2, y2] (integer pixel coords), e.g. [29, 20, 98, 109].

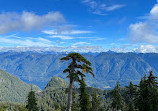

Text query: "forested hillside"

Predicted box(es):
[0, 73, 158, 111]
[0, 69, 41, 103]
[36, 77, 110, 111]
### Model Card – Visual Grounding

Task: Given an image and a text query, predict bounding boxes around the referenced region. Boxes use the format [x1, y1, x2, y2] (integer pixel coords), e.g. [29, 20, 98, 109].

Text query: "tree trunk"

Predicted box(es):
[67, 78, 73, 111]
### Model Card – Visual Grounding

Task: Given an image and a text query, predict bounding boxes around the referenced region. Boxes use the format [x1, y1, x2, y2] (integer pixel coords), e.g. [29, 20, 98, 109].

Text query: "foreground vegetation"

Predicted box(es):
[36, 71, 158, 111]
[1, 71, 158, 111]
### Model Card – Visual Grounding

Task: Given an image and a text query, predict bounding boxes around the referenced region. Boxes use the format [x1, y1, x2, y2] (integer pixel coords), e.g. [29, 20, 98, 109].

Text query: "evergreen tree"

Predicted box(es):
[135, 74, 148, 111]
[79, 76, 90, 111]
[91, 91, 101, 111]
[124, 82, 137, 111]
[135, 71, 158, 111]
[72, 91, 80, 111]
[26, 87, 38, 111]
[110, 81, 124, 111]
[60, 53, 94, 111]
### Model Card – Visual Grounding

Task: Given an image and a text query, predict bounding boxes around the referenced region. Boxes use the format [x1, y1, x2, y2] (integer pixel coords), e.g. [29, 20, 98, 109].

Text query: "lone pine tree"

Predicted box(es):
[60, 53, 94, 111]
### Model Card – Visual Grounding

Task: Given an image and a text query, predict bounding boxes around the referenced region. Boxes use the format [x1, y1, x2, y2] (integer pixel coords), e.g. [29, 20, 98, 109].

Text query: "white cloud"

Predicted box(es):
[106, 4, 125, 11]
[0, 46, 103, 52]
[48, 35, 73, 39]
[43, 29, 93, 35]
[0, 34, 103, 52]
[0, 11, 65, 34]
[109, 43, 136, 53]
[77, 36, 104, 40]
[129, 22, 158, 43]
[0, 35, 54, 47]
[42, 25, 95, 40]
[108, 43, 158, 53]
[77, 37, 95, 39]
[64, 46, 103, 52]
[47, 35, 104, 40]
[133, 45, 158, 53]
[82, 0, 125, 15]
[150, 4, 158, 18]
[129, 2, 158, 44]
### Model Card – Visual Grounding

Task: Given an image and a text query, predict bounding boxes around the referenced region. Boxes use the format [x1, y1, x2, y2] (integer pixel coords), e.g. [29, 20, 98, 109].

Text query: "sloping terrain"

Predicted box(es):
[0, 69, 41, 103]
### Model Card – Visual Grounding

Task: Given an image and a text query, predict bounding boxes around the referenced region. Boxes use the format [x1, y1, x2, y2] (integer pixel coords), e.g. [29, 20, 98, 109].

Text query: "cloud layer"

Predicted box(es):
[0, 35, 54, 47]
[129, 2, 158, 44]
[82, 0, 125, 15]
[43, 30, 93, 35]
[133, 45, 158, 53]
[0, 46, 103, 52]
[0, 11, 65, 34]
[42, 24, 95, 40]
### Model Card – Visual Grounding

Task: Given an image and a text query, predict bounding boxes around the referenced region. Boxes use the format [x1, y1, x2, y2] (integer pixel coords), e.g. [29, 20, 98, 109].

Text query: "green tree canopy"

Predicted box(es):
[79, 77, 90, 111]
[135, 71, 158, 111]
[91, 90, 102, 111]
[26, 87, 38, 111]
[124, 82, 137, 111]
[110, 81, 124, 111]
[60, 53, 94, 111]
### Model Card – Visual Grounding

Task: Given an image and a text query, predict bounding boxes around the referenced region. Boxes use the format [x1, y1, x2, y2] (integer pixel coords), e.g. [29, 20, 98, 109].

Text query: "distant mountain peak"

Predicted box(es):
[45, 77, 69, 89]
[106, 50, 117, 53]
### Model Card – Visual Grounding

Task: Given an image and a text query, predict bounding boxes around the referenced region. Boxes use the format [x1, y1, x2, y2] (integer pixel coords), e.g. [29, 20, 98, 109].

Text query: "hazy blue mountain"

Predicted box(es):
[0, 51, 157, 89]
[0, 69, 41, 103]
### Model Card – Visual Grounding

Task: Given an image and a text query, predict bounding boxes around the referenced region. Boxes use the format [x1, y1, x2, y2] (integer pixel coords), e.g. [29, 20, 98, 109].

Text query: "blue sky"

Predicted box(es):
[0, 0, 158, 52]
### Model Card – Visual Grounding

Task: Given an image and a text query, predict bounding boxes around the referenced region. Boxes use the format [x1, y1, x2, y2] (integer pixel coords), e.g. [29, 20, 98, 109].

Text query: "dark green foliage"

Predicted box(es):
[60, 53, 94, 81]
[26, 88, 38, 111]
[60, 53, 94, 111]
[110, 81, 124, 111]
[37, 86, 109, 111]
[0, 103, 8, 111]
[71, 102, 80, 111]
[2, 69, 158, 111]
[79, 77, 90, 111]
[135, 76, 148, 111]
[37, 77, 71, 111]
[135, 71, 158, 111]
[91, 91, 102, 111]
[71, 90, 80, 111]
[36, 76, 108, 111]
[124, 82, 137, 111]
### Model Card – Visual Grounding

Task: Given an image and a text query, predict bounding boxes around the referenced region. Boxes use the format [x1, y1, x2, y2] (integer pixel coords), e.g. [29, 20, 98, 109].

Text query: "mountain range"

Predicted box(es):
[0, 51, 157, 89]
